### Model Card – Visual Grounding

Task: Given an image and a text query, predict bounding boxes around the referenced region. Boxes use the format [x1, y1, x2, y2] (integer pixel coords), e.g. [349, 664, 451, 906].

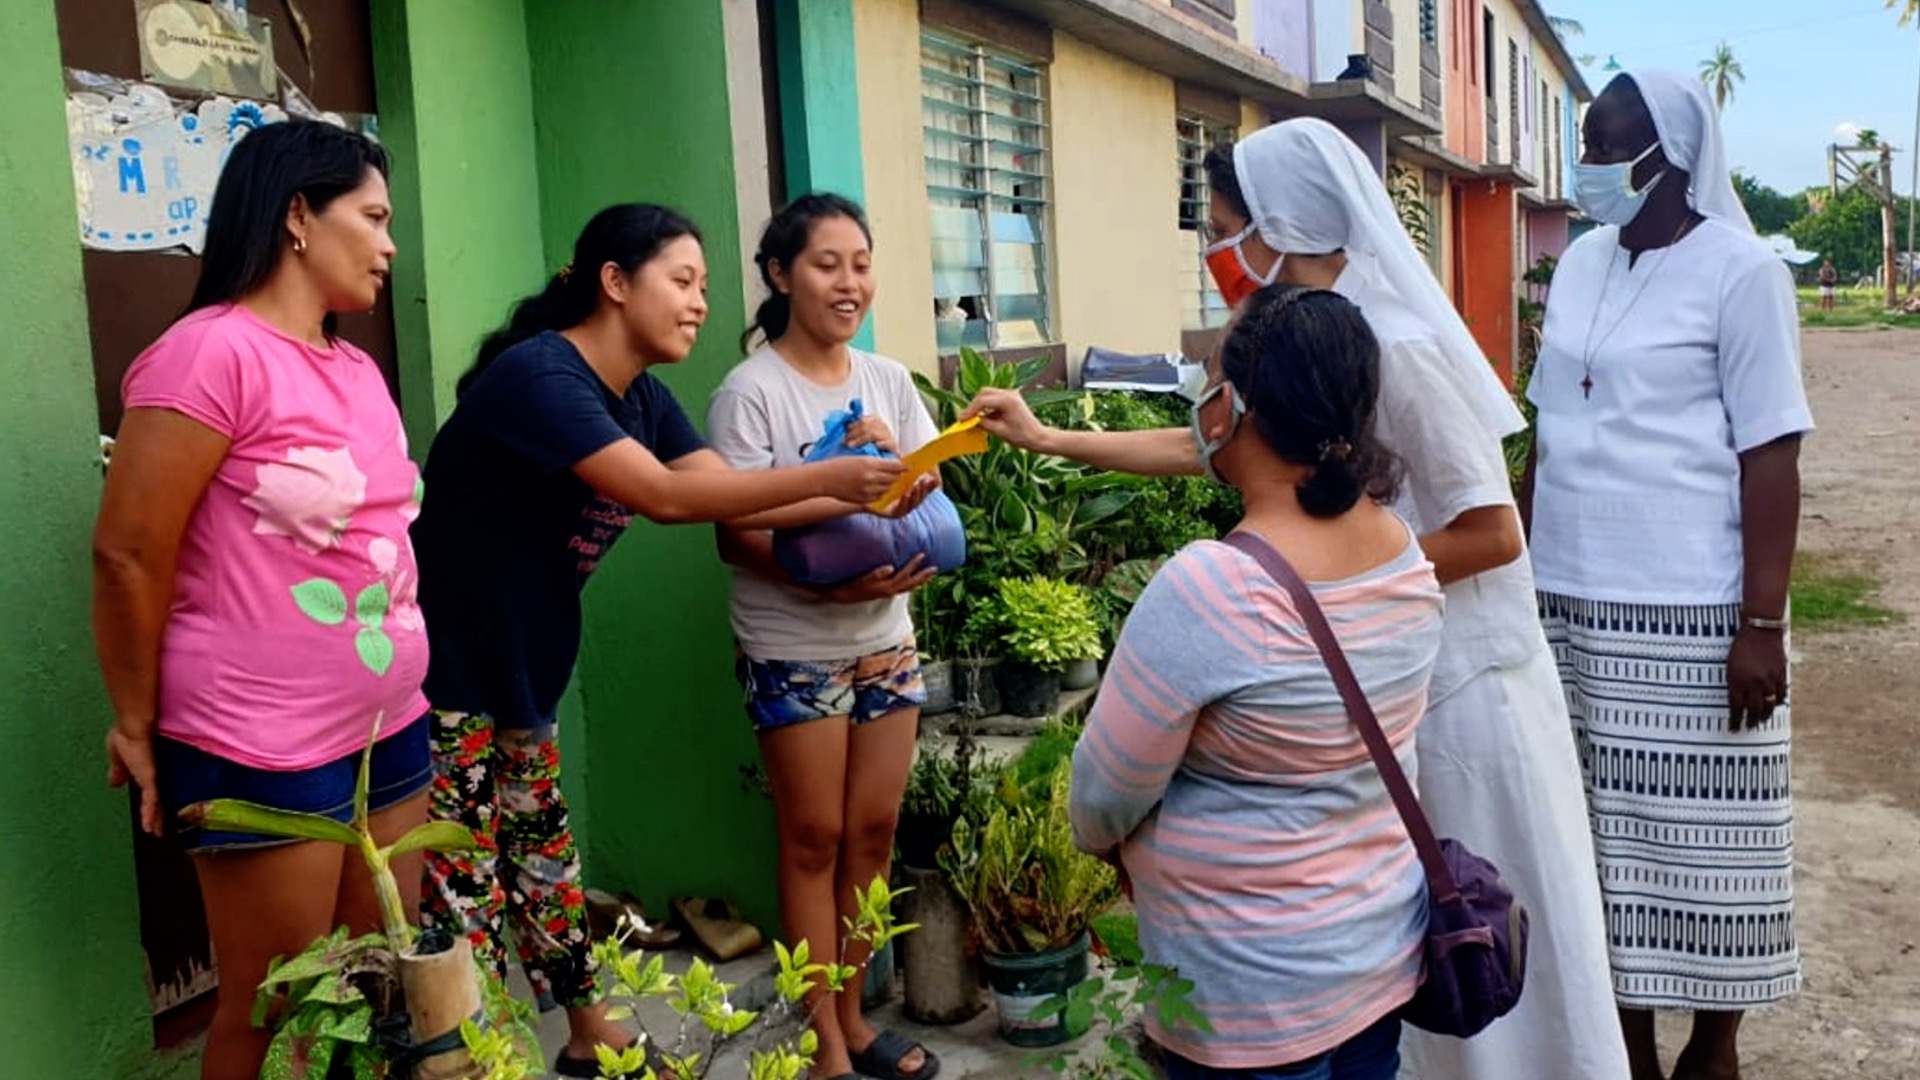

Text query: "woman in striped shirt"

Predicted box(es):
[1070, 286, 1443, 1080]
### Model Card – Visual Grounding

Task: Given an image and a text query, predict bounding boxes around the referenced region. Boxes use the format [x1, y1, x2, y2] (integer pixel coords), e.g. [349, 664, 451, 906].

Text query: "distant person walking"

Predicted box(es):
[1531, 68, 1811, 1080]
[1818, 259, 1838, 311]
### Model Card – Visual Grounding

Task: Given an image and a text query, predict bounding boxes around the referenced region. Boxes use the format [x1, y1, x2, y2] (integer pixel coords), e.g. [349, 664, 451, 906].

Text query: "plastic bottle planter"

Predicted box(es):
[982, 933, 1092, 1047]
[921, 658, 956, 716]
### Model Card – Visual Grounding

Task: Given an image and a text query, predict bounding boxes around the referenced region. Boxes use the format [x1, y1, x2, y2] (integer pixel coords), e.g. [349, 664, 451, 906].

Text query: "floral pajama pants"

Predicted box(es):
[423, 710, 601, 1010]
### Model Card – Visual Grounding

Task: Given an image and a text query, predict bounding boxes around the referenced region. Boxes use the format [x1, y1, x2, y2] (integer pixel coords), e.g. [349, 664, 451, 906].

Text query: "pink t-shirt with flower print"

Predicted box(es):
[123, 304, 429, 770]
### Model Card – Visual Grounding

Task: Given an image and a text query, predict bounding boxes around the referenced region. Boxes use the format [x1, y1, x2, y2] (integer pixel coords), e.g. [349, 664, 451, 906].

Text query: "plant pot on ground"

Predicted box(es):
[1060, 656, 1100, 692]
[989, 575, 1104, 719]
[941, 758, 1121, 1047]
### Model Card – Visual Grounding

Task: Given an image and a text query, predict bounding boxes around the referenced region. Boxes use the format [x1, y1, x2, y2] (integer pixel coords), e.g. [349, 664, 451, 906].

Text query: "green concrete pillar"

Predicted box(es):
[370, 0, 548, 454]
[773, 0, 875, 351]
[0, 5, 170, 1078]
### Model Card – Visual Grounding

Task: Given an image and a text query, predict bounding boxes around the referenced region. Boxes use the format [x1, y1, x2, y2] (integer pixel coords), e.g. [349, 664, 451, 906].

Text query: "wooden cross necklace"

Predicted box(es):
[1579, 213, 1702, 399]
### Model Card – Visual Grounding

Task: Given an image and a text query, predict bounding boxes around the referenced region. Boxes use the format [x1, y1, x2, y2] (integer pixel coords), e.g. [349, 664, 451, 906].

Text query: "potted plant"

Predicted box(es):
[894, 727, 993, 1026]
[992, 576, 1103, 718]
[914, 590, 957, 716]
[941, 757, 1120, 1047]
[182, 716, 528, 1079]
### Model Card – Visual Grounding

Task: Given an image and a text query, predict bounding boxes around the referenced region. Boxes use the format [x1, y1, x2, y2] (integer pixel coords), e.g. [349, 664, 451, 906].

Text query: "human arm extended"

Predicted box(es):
[964, 387, 1201, 476]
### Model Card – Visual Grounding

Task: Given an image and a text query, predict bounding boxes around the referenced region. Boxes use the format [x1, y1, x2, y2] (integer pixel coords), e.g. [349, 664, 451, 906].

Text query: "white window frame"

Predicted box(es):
[1177, 112, 1238, 332]
[920, 32, 1054, 352]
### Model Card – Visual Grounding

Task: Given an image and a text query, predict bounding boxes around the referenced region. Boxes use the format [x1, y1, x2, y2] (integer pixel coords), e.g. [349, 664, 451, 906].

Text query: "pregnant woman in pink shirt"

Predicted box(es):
[92, 120, 428, 1080]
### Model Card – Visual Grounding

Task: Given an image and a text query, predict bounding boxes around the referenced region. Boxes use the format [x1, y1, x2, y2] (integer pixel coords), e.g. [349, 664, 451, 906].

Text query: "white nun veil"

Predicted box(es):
[1233, 119, 1529, 439]
[1620, 69, 1754, 232]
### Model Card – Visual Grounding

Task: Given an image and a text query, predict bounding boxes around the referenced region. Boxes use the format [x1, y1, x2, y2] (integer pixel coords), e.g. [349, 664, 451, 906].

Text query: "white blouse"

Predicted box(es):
[1529, 219, 1814, 606]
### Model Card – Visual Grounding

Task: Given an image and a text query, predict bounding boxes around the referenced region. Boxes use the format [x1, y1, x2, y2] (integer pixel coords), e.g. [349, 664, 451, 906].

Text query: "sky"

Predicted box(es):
[1548, 0, 1920, 195]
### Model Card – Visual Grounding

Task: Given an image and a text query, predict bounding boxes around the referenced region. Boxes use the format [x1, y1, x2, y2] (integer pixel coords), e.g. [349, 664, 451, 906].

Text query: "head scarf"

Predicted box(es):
[1617, 69, 1754, 232]
[1233, 118, 1528, 439]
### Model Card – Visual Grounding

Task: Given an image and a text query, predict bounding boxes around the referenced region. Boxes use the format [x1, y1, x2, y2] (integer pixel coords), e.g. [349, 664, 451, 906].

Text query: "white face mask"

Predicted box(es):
[1574, 142, 1666, 227]
[1188, 379, 1247, 484]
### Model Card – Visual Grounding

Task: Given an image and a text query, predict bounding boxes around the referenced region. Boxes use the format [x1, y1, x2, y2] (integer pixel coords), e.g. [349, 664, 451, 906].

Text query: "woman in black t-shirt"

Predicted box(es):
[410, 204, 902, 1077]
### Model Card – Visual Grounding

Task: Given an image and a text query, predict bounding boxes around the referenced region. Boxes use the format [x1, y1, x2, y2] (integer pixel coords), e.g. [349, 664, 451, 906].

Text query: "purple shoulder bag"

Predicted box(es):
[1224, 531, 1528, 1039]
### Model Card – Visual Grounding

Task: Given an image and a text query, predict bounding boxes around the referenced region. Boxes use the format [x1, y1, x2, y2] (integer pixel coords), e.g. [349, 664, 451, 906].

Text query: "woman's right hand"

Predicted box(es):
[107, 728, 163, 836]
[963, 387, 1052, 452]
[819, 455, 907, 506]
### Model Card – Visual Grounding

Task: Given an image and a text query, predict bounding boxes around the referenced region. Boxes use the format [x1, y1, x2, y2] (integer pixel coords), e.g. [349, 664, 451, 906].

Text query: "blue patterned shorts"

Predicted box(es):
[738, 640, 926, 732]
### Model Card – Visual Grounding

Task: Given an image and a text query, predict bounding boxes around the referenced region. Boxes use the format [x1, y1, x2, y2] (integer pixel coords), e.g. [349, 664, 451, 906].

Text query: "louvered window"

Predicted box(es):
[1177, 113, 1237, 331]
[922, 32, 1053, 351]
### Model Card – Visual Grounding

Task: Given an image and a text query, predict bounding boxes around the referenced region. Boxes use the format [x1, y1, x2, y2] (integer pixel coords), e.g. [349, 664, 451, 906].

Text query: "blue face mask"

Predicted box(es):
[1189, 379, 1247, 484]
[1574, 142, 1666, 227]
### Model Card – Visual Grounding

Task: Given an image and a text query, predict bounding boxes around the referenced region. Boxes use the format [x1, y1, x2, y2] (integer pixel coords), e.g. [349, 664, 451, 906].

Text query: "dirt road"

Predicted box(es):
[1703, 327, 1920, 1079]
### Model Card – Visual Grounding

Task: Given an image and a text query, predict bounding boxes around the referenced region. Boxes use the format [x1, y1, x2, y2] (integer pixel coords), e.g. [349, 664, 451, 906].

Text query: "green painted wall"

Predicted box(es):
[523, 2, 782, 929]
[0, 4, 179, 1077]
[370, 0, 549, 453]
[773, 0, 874, 351]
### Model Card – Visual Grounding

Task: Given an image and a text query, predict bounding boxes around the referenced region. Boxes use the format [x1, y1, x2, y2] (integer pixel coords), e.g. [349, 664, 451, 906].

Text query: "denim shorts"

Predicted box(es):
[738, 639, 926, 732]
[157, 714, 433, 853]
[1162, 1013, 1402, 1080]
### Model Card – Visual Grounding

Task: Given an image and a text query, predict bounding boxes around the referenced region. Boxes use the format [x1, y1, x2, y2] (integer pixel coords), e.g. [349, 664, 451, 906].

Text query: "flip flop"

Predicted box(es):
[849, 1029, 940, 1080]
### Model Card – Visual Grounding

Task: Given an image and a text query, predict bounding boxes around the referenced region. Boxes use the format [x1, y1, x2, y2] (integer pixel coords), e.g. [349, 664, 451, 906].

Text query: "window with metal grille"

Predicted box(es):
[1507, 39, 1520, 163]
[1178, 113, 1237, 331]
[921, 32, 1053, 352]
[1420, 0, 1438, 46]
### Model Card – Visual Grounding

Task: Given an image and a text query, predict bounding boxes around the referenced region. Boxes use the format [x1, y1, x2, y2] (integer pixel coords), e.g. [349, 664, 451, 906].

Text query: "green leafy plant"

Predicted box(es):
[1388, 164, 1435, 256]
[1032, 962, 1213, 1079]
[180, 715, 524, 1079]
[466, 878, 917, 1080]
[992, 575, 1104, 672]
[941, 758, 1120, 955]
[897, 725, 995, 868]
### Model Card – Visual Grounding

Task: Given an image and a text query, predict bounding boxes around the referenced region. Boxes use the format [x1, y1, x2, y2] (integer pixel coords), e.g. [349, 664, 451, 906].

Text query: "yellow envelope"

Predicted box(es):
[869, 415, 990, 510]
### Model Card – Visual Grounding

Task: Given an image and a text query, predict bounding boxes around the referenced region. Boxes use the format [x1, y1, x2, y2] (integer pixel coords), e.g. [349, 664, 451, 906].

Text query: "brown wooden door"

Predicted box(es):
[53, 0, 394, 1043]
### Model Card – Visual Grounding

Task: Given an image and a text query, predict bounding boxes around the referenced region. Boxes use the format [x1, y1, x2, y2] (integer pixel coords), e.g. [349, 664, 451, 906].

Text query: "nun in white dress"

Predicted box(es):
[964, 119, 1630, 1080]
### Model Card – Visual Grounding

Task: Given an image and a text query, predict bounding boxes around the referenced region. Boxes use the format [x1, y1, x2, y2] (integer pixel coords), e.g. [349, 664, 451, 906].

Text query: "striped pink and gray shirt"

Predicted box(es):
[1070, 535, 1444, 1069]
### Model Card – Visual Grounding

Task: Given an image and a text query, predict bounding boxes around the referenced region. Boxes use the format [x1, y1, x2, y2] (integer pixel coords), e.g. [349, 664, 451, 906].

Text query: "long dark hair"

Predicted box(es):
[461, 203, 701, 396]
[1219, 285, 1400, 518]
[741, 192, 873, 353]
[188, 119, 390, 316]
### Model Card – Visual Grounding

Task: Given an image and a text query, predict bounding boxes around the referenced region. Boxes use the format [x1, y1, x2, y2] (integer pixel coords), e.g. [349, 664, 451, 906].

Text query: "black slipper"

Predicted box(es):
[849, 1029, 940, 1080]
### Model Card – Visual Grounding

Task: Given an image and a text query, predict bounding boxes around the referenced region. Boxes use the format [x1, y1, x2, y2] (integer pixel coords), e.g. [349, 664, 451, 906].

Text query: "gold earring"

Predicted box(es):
[293, 236, 308, 255]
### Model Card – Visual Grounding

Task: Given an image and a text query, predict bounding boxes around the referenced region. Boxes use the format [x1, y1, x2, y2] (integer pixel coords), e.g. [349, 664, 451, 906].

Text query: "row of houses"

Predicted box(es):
[0, 2, 1586, 1076]
[834, 0, 1590, 384]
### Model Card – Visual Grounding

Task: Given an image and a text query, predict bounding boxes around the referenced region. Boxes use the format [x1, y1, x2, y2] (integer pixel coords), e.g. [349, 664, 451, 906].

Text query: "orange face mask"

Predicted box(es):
[1204, 225, 1282, 309]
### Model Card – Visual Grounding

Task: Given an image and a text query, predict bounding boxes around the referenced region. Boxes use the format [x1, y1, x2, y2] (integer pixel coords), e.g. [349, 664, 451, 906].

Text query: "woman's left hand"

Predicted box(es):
[1726, 625, 1788, 731]
[844, 416, 899, 456]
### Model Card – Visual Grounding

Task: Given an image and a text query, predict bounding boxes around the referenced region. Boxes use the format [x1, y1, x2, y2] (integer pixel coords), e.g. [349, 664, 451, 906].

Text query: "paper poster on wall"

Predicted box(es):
[135, 0, 277, 100]
[67, 80, 286, 253]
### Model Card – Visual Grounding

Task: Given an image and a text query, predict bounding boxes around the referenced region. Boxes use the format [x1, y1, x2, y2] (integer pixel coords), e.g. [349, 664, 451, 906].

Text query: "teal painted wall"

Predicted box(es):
[370, 0, 549, 452]
[773, 0, 874, 351]
[523, 2, 782, 929]
[0, 4, 182, 1077]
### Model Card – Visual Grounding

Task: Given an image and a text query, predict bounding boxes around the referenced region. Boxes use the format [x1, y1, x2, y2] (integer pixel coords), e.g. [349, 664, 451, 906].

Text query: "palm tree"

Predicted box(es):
[1547, 15, 1585, 39]
[1894, 1, 1918, 28]
[1699, 42, 1745, 111]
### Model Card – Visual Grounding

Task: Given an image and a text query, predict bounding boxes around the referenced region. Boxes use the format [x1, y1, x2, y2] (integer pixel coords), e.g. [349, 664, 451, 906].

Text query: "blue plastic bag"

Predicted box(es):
[773, 400, 968, 586]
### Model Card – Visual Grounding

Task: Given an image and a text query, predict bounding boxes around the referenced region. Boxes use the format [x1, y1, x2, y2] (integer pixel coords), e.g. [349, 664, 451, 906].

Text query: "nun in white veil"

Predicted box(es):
[1223, 118, 1632, 1080]
[1530, 70, 1810, 1080]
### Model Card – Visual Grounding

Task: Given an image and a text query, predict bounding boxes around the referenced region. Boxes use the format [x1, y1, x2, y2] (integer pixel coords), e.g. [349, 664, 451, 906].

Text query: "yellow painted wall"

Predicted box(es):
[1390, 0, 1422, 110]
[853, 0, 939, 374]
[1050, 30, 1186, 364]
[1241, 98, 1266, 137]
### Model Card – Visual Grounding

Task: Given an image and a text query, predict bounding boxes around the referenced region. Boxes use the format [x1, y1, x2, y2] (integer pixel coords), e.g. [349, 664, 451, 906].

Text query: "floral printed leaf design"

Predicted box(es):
[354, 582, 390, 630]
[291, 578, 349, 626]
[356, 628, 394, 676]
[243, 445, 368, 553]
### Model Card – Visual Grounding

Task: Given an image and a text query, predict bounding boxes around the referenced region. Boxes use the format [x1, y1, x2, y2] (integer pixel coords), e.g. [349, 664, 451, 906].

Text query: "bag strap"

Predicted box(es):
[1222, 531, 1461, 903]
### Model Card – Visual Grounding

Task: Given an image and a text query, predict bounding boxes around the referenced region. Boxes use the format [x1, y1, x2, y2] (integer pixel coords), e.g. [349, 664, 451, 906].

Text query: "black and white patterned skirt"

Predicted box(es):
[1539, 593, 1802, 1010]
